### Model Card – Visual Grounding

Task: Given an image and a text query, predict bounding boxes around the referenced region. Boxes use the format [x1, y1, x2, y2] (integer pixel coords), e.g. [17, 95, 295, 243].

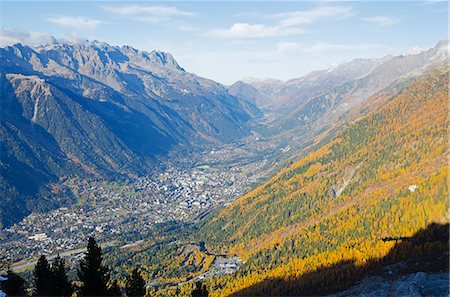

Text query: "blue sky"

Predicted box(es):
[1, 1, 448, 84]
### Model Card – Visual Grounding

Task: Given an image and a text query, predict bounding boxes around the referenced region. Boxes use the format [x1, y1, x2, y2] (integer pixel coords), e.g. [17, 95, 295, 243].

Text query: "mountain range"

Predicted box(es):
[0, 36, 448, 296]
[95, 42, 448, 296]
[231, 41, 447, 137]
[0, 41, 259, 227]
[0, 39, 447, 231]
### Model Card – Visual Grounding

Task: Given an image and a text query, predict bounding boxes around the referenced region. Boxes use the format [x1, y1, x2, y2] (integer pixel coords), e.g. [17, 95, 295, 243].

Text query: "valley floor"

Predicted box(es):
[0, 129, 283, 267]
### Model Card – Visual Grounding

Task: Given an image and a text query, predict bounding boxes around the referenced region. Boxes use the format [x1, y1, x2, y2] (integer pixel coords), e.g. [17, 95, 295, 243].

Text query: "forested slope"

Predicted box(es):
[197, 63, 449, 296]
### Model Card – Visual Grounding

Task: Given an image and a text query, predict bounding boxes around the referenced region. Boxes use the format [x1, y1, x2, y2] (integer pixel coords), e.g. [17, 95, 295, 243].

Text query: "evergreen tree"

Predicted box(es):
[51, 255, 72, 296]
[77, 237, 110, 296]
[191, 281, 208, 297]
[34, 255, 51, 296]
[1, 270, 26, 296]
[107, 279, 122, 297]
[125, 268, 146, 297]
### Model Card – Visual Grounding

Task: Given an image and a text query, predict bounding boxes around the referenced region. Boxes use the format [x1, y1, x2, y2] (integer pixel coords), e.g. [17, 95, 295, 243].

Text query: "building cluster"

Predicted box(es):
[194, 256, 243, 280]
[0, 160, 260, 266]
[1, 134, 275, 275]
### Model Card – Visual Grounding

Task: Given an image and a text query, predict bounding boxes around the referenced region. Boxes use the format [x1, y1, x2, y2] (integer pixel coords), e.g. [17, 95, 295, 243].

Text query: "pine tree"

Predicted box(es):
[51, 255, 72, 296]
[125, 268, 146, 297]
[1, 270, 26, 296]
[107, 279, 122, 297]
[34, 255, 51, 296]
[77, 237, 110, 296]
[191, 281, 208, 297]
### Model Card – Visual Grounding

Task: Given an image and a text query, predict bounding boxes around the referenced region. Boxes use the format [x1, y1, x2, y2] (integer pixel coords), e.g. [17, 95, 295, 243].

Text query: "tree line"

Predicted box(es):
[0, 237, 209, 297]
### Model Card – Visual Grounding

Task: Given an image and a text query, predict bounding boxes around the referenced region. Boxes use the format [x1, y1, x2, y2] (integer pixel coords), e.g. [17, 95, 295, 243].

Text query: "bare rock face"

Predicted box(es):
[331, 272, 449, 297]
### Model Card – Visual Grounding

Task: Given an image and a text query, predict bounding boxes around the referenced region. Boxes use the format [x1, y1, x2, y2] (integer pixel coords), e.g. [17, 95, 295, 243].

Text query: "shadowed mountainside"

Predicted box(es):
[0, 41, 260, 227]
[232, 222, 449, 296]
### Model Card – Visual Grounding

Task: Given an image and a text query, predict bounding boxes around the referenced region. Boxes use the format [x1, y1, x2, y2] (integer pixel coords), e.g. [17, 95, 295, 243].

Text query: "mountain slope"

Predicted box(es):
[199, 63, 449, 296]
[0, 75, 80, 226]
[271, 41, 447, 134]
[264, 56, 392, 111]
[0, 41, 260, 227]
[228, 81, 273, 112]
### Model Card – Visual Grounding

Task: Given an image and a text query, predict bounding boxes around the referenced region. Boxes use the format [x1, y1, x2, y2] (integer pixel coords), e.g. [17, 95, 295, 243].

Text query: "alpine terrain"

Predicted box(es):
[0, 23, 448, 297]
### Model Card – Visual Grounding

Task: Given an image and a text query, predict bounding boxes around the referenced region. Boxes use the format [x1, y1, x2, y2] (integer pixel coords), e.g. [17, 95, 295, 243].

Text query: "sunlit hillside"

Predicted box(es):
[197, 64, 449, 296]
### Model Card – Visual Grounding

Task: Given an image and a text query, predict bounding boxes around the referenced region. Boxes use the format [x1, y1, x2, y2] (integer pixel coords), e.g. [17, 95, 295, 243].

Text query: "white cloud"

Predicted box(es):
[305, 42, 388, 52]
[275, 6, 354, 27]
[0, 28, 91, 47]
[47, 16, 102, 29]
[363, 16, 400, 26]
[422, 0, 446, 4]
[276, 41, 300, 52]
[211, 6, 354, 39]
[176, 25, 199, 32]
[276, 41, 388, 53]
[0, 28, 54, 47]
[211, 23, 306, 39]
[101, 5, 195, 23]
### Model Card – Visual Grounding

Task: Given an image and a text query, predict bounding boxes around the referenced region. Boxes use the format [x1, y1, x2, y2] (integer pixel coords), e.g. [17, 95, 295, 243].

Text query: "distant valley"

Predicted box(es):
[0, 41, 259, 228]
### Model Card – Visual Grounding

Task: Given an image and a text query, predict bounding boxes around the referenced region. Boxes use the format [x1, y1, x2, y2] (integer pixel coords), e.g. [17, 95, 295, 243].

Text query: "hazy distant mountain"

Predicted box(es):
[258, 40, 448, 135]
[269, 56, 392, 108]
[234, 41, 447, 116]
[227, 81, 270, 112]
[235, 78, 284, 110]
[232, 58, 391, 112]
[0, 41, 260, 227]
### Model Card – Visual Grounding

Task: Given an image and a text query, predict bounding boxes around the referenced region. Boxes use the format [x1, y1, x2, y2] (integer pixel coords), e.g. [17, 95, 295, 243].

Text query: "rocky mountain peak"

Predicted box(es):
[28, 39, 184, 72]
